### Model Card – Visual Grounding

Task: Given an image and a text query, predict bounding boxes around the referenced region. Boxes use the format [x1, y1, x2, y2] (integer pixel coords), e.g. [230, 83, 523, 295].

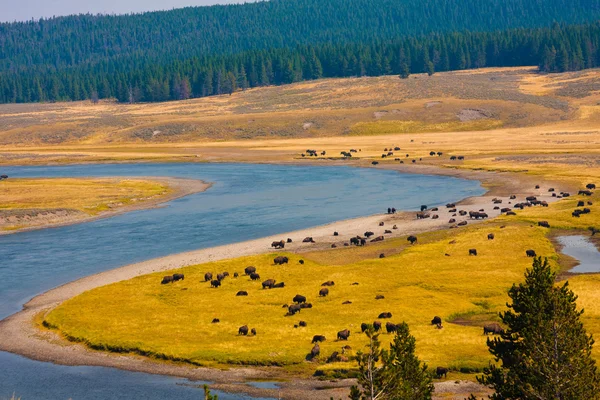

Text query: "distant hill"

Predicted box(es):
[1, 0, 600, 104]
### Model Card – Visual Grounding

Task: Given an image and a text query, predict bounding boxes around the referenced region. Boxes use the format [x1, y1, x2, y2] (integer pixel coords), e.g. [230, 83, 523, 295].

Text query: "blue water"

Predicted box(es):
[0, 163, 484, 399]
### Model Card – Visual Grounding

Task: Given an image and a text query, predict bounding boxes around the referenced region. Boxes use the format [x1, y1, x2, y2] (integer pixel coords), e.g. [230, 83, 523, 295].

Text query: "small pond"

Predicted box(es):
[558, 235, 600, 273]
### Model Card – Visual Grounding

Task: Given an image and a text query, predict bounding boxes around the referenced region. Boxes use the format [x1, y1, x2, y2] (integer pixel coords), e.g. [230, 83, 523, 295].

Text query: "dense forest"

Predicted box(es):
[1, 0, 600, 103]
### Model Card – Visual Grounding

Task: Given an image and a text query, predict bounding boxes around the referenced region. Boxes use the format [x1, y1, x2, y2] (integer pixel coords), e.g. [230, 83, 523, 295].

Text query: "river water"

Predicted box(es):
[0, 163, 484, 399]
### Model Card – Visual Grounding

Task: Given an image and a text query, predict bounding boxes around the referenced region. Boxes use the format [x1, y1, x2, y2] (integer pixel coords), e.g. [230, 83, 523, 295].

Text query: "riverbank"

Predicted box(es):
[0, 177, 211, 235]
[0, 163, 566, 400]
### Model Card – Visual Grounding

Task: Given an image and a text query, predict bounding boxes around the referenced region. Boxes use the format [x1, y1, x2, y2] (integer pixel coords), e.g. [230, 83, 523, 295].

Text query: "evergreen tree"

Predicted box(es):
[351, 324, 433, 400]
[478, 257, 600, 399]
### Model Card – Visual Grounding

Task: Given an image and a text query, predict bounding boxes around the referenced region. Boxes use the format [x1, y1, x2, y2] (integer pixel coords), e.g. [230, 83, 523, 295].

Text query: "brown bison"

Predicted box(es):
[436, 367, 449, 378]
[236, 291, 248, 296]
[204, 272, 213, 282]
[262, 279, 276, 289]
[587, 183, 596, 190]
[469, 249, 478, 256]
[274, 256, 289, 265]
[293, 294, 307, 304]
[244, 266, 256, 275]
[299, 259, 304, 264]
[407, 235, 418, 244]
[386, 322, 398, 333]
[251, 328, 256, 336]
[217, 273, 225, 281]
[337, 329, 350, 341]
[273, 282, 285, 288]
[458, 221, 468, 226]
[233, 272, 239, 278]
[160, 276, 173, 284]
[319, 288, 329, 297]
[526, 249, 537, 257]
[210, 280, 221, 288]
[361, 322, 369, 332]
[371, 235, 384, 242]
[364, 231, 374, 238]
[431, 316, 442, 325]
[288, 304, 302, 315]
[299, 321, 307, 327]
[483, 323, 504, 335]
[487, 233, 495, 240]
[271, 240, 285, 249]
[172, 273, 184, 281]
[312, 335, 326, 343]
[378, 312, 392, 319]
[310, 343, 320, 359]
[302, 237, 315, 243]
[238, 325, 249, 335]
[250, 272, 261, 280]
[373, 321, 382, 331]
[538, 221, 550, 228]
[375, 294, 385, 300]
[321, 280, 335, 286]
[211, 318, 220, 323]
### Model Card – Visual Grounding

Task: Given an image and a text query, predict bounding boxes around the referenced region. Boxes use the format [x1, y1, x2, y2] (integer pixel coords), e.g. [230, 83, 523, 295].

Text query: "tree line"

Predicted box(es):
[1, 21, 599, 104]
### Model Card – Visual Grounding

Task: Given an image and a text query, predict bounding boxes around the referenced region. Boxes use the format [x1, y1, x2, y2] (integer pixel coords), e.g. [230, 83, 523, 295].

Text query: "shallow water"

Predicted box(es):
[558, 235, 600, 273]
[0, 163, 483, 399]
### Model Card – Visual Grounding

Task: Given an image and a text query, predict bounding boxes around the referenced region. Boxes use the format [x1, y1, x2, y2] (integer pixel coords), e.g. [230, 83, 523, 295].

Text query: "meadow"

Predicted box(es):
[0, 178, 171, 232]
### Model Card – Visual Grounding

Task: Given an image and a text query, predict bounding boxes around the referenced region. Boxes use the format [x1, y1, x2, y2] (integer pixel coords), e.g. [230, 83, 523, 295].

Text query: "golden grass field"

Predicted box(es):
[3, 66, 600, 383]
[0, 178, 171, 232]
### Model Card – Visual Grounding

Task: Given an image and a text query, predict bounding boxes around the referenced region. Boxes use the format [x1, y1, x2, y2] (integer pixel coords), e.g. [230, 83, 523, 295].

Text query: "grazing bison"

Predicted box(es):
[251, 328, 257, 335]
[407, 235, 418, 244]
[250, 272, 261, 280]
[469, 249, 478, 256]
[526, 249, 537, 257]
[379, 253, 385, 258]
[431, 316, 442, 325]
[299, 259, 305, 264]
[262, 279, 276, 289]
[446, 203, 456, 208]
[361, 323, 369, 332]
[587, 183, 596, 190]
[373, 321, 382, 331]
[271, 240, 285, 249]
[538, 221, 550, 228]
[506, 211, 517, 216]
[322, 281, 335, 286]
[274, 256, 289, 265]
[217, 273, 225, 281]
[364, 231, 374, 238]
[386, 322, 398, 333]
[337, 329, 350, 341]
[312, 335, 326, 343]
[161, 276, 173, 284]
[238, 325, 249, 335]
[288, 304, 302, 315]
[299, 321, 307, 327]
[204, 272, 213, 282]
[469, 211, 488, 219]
[342, 300, 352, 304]
[172, 273, 184, 281]
[488, 233, 495, 240]
[483, 323, 504, 335]
[310, 344, 320, 359]
[211, 280, 221, 288]
[211, 318, 220, 323]
[244, 266, 256, 275]
[378, 312, 392, 319]
[293, 294, 307, 304]
[319, 288, 329, 297]
[302, 237, 315, 243]
[375, 295, 385, 300]
[579, 190, 593, 196]
[273, 282, 285, 288]
[448, 218, 456, 223]
[236, 291, 248, 296]
[233, 272, 239, 278]
[300, 303, 313, 309]
[436, 367, 449, 378]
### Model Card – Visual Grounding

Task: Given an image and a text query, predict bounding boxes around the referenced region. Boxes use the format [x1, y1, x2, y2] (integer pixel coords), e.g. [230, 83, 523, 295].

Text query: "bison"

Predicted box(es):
[378, 312, 392, 319]
[204, 272, 213, 282]
[361, 323, 369, 332]
[469, 249, 478, 256]
[161, 276, 173, 284]
[436, 367, 449, 378]
[431, 316, 442, 325]
[375, 294, 385, 300]
[299, 259, 305, 264]
[288, 304, 302, 315]
[217, 273, 225, 281]
[172, 273, 184, 281]
[251, 328, 256, 336]
[211, 318, 220, 323]
[293, 294, 307, 304]
[487, 233, 495, 240]
[312, 335, 326, 343]
[407, 235, 418, 244]
[538, 221, 550, 228]
[236, 291, 248, 296]
[274, 256, 289, 265]
[364, 231, 374, 238]
[386, 322, 398, 333]
[302, 237, 315, 243]
[587, 183, 596, 190]
[273, 282, 285, 288]
[299, 321, 307, 327]
[310, 344, 320, 359]
[250, 272, 261, 280]
[262, 279, 276, 289]
[244, 266, 256, 275]
[210, 280, 221, 288]
[321, 280, 335, 286]
[337, 329, 350, 341]
[526, 249, 537, 257]
[319, 288, 329, 297]
[238, 325, 249, 335]
[271, 240, 285, 249]
[371, 236, 384, 242]
[483, 323, 504, 335]
[373, 321, 382, 331]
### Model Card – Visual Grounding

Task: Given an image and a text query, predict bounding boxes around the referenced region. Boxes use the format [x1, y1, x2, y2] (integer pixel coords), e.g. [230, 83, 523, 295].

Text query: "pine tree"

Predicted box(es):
[477, 257, 600, 399]
[351, 324, 433, 400]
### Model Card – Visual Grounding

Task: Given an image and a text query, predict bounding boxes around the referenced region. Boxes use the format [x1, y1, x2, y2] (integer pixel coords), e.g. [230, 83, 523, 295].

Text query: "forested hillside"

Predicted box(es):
[1, 0, 600, 103]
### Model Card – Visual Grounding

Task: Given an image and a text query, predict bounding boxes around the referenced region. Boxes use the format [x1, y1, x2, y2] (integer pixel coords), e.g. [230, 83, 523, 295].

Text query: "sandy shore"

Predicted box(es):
[0, 177, 212, 236]
[0, 165, 565, 400]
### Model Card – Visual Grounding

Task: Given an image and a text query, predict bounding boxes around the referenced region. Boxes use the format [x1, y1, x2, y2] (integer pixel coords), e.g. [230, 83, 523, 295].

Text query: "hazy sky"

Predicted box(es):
[0, 0, 249, 22]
